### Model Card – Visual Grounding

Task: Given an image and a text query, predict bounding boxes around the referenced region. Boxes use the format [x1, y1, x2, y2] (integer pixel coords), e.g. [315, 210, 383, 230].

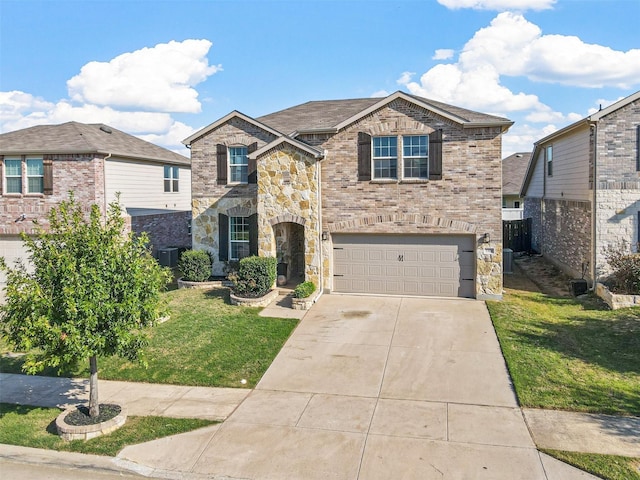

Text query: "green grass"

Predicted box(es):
[0, 403, 215, 456]
[486, 290, 640, 416]
[543, 449, 640, 480]
[1, 288, 298, 389]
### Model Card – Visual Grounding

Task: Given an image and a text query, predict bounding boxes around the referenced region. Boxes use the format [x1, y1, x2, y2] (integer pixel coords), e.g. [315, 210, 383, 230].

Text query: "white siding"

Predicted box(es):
[104, 157, 191, 211]
[544, 125, 591, 201]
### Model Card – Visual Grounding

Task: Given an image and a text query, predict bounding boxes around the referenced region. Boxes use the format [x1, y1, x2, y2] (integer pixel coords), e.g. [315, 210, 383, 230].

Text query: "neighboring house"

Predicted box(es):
[0, 122, 192, 289]
[184, 91, 512, 299]
[521, 90, 640, 283]
[501, 152, 530, 220]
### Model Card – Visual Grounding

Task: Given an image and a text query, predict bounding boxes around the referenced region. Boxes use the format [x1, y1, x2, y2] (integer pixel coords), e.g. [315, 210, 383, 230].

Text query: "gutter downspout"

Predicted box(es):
[103, 153, 112, 215]
[590, 123, 598, 288]
[315, 151, 325, 302]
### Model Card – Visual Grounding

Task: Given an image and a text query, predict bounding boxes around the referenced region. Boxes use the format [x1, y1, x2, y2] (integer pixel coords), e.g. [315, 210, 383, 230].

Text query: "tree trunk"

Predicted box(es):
[89, 355, 99, 417]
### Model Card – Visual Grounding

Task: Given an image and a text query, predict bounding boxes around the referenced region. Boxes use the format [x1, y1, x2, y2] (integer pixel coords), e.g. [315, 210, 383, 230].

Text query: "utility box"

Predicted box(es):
[503, 248, 513, 274]
[158, 247, 179, 267]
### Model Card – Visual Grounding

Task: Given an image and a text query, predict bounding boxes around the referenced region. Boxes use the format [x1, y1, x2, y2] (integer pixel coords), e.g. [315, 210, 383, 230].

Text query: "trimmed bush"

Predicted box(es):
[178, 250, 212, 282]
[604, 242, 640, 294]
[293, 281, 316, 299]
[229, 256, 277, 297]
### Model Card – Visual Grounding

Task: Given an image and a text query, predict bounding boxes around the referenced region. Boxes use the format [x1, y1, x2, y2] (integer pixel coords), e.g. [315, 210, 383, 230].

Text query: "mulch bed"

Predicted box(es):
[64, 404, 121, 426]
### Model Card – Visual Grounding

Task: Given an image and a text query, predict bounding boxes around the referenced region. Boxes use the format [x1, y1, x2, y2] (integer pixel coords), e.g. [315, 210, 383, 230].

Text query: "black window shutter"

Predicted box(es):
[43, 156, 54, 195]
[247, 142, 258, 184]
[429, 129, 443, 180]
[357, 132, 371, 181]
[216, 144, 227, 185]
[219, 213, 229, 261]
[249, 213, 258, 256]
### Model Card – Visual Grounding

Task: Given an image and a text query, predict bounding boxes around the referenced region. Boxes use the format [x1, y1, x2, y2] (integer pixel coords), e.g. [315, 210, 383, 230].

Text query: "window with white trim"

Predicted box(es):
[372, 136, 398, 179]
[27, 158, 44, 193]
[4, 158, 22, 193]
[229, 146, 248, 184]
[403, 135, 428, 179]
[229, 216, 250, 260]
[546, 145, 553, 177]
[164, 166, 179, 192]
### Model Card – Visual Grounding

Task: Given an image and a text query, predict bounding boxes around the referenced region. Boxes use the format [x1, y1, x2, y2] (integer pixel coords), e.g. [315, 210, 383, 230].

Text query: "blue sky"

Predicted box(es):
[1, 0, 639, 157]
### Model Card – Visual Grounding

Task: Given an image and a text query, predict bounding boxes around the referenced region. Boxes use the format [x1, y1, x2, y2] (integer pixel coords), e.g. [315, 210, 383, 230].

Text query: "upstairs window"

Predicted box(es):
[229, 146, 249, 184]
[229, 216, 250, 260]
[546, 145, 553, 177]
[27, 158, 44, 193]
[4, 158, 22, 193]
[403, 135, 429, 179]
[164, 166, 179, 192]
[373, 136, 398, 179]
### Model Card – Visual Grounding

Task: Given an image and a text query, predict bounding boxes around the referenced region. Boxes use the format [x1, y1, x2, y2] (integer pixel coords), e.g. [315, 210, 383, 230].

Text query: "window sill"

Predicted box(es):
[226, 182, 249, 187]
[399, 179, 429, 184]
[370, 178, 398, 184]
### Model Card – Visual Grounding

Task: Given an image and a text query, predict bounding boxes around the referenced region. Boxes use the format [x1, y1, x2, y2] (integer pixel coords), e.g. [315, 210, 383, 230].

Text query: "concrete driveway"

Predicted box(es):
[163, 295, 594, 480]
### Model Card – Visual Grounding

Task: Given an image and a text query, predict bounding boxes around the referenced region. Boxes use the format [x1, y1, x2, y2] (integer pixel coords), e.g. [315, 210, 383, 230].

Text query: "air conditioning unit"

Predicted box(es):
[503, 248, 513, 274]
[158, 247, 179, 267]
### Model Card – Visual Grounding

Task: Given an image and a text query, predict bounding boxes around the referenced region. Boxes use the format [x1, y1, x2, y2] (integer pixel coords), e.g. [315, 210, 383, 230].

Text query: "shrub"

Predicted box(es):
[178, 250, 212, 282]
[604, 242, 640, 294]
[229, 256, 277, 297]
[293, 281, 316, 299]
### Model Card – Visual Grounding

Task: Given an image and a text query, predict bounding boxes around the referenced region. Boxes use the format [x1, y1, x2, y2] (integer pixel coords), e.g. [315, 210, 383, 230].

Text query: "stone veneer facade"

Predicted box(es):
[190, 98, 506, 298]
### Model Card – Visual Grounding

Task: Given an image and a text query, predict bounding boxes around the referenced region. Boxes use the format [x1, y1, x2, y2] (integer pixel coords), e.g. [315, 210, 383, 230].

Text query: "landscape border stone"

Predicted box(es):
[55, 403, 127, 441]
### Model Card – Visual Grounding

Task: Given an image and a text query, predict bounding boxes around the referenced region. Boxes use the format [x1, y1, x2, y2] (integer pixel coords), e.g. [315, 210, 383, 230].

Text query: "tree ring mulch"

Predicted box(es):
[64, 403, 121, 426]
[56, 403, 127, 441]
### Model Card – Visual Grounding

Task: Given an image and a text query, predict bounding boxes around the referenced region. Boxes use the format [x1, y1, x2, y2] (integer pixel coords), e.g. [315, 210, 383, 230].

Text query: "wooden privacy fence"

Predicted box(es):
[503, 218, 532, 252]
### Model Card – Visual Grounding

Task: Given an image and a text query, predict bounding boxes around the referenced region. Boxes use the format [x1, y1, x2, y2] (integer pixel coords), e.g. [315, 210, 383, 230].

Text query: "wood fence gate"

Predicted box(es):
[503, 218, 532, 252]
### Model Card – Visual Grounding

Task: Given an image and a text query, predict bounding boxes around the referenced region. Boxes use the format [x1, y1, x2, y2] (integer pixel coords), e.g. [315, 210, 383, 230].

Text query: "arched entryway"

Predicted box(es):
[273, 222, 305, 284]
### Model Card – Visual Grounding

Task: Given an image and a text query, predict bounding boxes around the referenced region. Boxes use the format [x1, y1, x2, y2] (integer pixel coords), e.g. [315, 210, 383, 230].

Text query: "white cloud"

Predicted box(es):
[437, 0, 555, 11]
[502, 123, 559, 157]
[432, 49, 455, 60]
[398, 11, 640, 130]
[370, 90, 390, 98]
[67, 39, 220, 113]
[0, 91, 55, 127]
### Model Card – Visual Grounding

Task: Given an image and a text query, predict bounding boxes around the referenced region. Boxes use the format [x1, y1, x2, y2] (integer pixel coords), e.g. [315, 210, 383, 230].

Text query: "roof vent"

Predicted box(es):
[100, 125, 112, 134]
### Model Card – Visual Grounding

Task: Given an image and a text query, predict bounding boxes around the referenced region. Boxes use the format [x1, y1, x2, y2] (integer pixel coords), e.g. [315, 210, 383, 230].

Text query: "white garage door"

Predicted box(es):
[332, 234, 475, 298]
[0, 236, 30, 288]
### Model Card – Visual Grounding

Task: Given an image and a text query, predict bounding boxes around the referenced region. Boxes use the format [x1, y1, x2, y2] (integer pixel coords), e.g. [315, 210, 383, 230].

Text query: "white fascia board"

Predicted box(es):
[333, 91, 468, 131]
[248, 137, 323, 160]
[182, 111, 283, 146]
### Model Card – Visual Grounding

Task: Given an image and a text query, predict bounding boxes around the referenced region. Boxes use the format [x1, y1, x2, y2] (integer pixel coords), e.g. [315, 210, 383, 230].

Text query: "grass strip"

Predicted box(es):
[0, 402, 216, 456]
[487, 290, 640, 416]
[542, 449, 640, 480]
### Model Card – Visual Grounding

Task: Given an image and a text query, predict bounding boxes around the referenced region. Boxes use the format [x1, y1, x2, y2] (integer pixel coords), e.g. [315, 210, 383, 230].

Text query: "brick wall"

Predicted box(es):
[540, 198, 592, 279]
[0, 154, 105, 235]
[129, 210, 192, 256]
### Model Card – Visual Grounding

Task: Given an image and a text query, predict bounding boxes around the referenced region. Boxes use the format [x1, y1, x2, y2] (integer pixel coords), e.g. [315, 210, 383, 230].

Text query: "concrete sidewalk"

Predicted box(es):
[1, 294, 637, 479]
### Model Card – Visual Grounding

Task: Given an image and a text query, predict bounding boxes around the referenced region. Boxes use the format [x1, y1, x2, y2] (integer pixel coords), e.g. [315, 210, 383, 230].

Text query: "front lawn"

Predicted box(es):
[1, 288, 298, 389]
[543, 450, 640, 480]
[0, 403, 215, 456]
[486, 289, 640, 416]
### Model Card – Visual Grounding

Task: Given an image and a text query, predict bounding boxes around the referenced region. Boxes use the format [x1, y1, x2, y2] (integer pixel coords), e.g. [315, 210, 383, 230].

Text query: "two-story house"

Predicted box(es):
[184, 91, 512, 299]
[521, 90, 640, 283]
[1, 121, 192, 291]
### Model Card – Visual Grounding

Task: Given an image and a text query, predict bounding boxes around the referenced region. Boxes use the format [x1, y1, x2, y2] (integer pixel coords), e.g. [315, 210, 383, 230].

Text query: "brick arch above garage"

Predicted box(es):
[326, 213, 478, 235]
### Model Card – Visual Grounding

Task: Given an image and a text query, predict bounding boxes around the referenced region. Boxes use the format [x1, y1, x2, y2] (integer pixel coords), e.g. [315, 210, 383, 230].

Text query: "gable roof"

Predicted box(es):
[521, 89, 640, 196]
[257, 91, 513, 135]
[502, 152, 531, 196]
[182, 110, 283, 146]
[0, 122, 189, 165]
[248, 136, 324, 161]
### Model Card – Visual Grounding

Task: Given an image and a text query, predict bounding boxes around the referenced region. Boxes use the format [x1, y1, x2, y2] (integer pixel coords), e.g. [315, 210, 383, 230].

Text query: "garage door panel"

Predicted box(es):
[333, 234, 476, 298]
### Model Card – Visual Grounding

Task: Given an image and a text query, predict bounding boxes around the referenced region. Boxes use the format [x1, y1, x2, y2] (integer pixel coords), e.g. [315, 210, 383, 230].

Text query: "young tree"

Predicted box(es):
[0, 194, 172, 417]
